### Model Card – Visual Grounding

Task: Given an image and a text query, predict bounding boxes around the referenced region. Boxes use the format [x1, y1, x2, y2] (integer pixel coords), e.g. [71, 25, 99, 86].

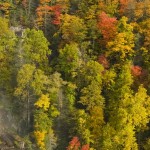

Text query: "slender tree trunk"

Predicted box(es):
[28, 0, 32, 19]
[27, 91, 30, 130]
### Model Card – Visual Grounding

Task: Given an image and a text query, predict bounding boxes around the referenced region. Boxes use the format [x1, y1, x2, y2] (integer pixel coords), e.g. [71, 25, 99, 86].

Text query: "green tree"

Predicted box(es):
[101, 62, 150, 150]
[22, 29, 51, 70]
[106, 17, 134, 61]
[57, 43, 81, 80]
[75, 61, 104, 149]
[14, 64, 50, 130]
[143, 139, 150, 150]
[140, 19, 150, 70]
[59, 14, 87, 44]
[0, 17, 17, 92]
[34, 72, 64, 150]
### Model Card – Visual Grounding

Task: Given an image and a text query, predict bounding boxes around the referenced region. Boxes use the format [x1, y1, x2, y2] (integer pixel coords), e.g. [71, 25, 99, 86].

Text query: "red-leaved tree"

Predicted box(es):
[67, 137, 89, 150]
[98, 12, 117, 43]
[119, 0, 129, 15]
[36, 0, 62, 29]
[131, 65, 142, 76]
[81, 144, 89, 150]
[98, 54, 109, 69]
[51, 5, 61, 25]
[67, 137, 80, 150]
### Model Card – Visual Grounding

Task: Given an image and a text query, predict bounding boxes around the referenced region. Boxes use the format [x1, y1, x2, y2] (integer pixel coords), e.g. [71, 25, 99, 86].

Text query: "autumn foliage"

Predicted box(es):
[36, 0, 62, 27]
[131, 65, 142, 76]
[51, 5, 62, 25]
[98, 12, 117, 43]
[67, 137, 80, 150]
[67, 137, 89, 150]
[34, 130, 47, 149]
[119, 0, 129, 15]
[1, 0, 150, 150]
[22, 0, 27, 8]
[81, 144, 90, 150]
[0, 2, 11, 17]
[98, 54, 109, 69]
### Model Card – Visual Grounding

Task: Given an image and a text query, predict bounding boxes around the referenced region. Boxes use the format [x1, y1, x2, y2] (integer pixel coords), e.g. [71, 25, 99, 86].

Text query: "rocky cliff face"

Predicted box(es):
[0, 106, 26, 150]
[0, 93, 33, 150]
[0, 132, 25, 150]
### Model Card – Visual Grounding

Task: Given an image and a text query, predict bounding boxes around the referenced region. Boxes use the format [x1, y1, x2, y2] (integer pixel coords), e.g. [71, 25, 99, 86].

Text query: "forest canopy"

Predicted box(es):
[0, 0, 150, 150]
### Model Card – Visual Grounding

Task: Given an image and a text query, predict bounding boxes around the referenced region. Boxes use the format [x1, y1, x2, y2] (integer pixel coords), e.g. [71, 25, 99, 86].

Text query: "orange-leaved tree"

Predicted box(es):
[67, 137, 90, 150]
[98, 12, 117, 45]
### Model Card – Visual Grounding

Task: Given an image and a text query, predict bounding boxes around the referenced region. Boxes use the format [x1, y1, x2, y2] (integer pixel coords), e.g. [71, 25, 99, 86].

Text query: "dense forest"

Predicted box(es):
[0, 0, 150, 149]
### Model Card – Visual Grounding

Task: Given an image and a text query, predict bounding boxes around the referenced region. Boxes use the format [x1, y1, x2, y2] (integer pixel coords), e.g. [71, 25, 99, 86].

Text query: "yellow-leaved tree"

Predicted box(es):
[106, 17, 134, 62]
